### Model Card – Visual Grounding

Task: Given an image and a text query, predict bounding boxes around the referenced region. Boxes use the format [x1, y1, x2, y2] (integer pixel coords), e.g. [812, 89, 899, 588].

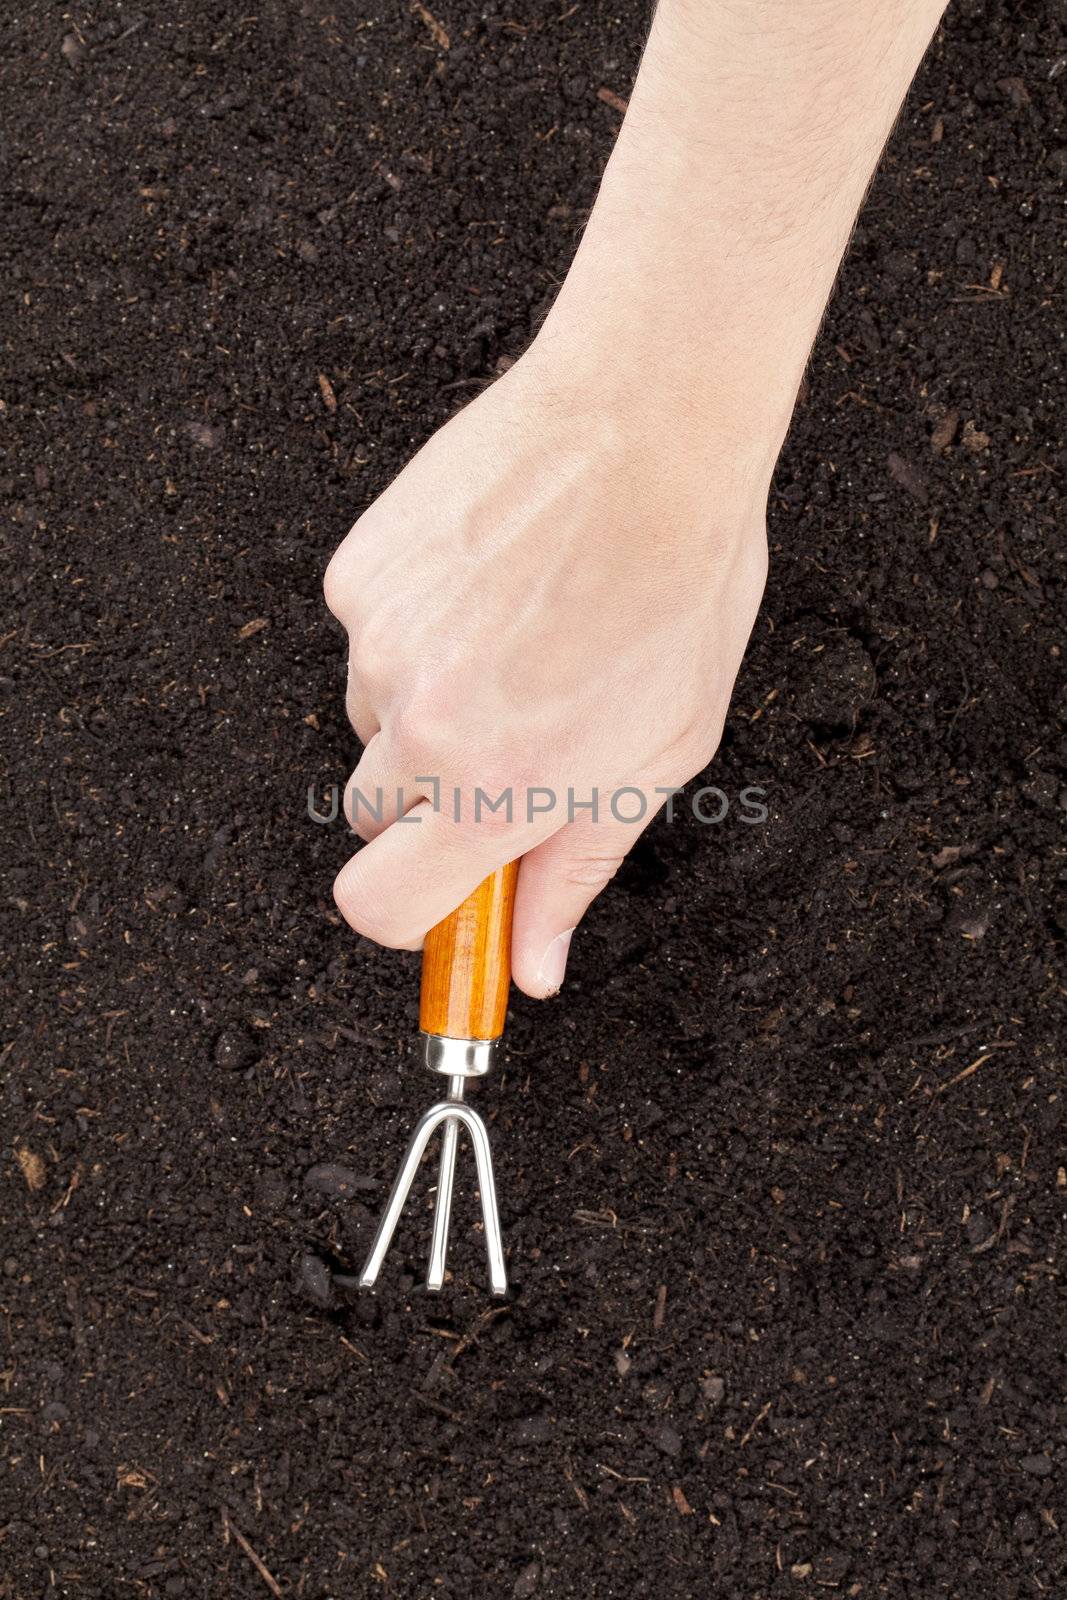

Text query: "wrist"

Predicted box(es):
[499, 340, 773, 562]
[526, 267, 799, 496]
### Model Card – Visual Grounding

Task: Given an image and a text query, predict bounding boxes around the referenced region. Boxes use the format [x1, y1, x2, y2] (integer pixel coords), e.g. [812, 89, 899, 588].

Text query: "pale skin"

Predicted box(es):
[324, 0, 949, 997]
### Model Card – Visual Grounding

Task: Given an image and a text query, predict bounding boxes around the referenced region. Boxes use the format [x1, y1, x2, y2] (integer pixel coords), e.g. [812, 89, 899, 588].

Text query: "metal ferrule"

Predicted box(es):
[422, 1032, 496, 1079]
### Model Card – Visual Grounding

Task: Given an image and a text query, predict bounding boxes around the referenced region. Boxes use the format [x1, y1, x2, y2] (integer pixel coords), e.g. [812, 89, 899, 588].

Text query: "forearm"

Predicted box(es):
[537, 0, 947, 475]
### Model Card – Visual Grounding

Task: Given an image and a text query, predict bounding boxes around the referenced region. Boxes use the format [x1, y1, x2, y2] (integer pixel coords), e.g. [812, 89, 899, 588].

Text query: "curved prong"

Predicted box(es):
[463, 1106, 507, 1297]
[359, 1101, 450, 1289]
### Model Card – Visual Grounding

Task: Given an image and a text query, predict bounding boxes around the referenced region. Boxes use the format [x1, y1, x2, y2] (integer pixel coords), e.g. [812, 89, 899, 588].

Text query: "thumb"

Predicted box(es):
[510, 810, 657, 999]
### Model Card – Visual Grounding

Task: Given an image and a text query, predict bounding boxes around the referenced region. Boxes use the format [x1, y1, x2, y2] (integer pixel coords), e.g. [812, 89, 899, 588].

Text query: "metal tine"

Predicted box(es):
[465, 1102, 507, 1296]
[426, 1110, 460, 1291]
[359, 1077, 507, 1297]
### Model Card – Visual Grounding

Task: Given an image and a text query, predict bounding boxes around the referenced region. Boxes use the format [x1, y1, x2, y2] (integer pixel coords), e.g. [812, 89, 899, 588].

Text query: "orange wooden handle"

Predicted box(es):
[419, 862, 519, 1040]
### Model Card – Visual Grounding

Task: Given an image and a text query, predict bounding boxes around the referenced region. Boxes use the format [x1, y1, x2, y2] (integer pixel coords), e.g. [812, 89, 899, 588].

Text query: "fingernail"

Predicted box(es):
[536, 928, 574, 995]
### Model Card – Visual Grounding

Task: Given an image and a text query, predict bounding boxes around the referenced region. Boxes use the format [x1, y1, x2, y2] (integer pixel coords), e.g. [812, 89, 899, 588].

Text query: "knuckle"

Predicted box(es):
[343, 782, 383, 839]
[323, 513, 376, 621]
[347, 620, 395, 704]
[389, 689, 492, 778]
[659, 706, 724, 775]
[347, 620, 382, 682]
[344, 685, 367, 734]
[322, 551, 350, 620]
[468, 790, 517, 833]
[457, 757, 538, 833]
[561, 851, 625, 892]
[390, 693, 446, 762]
[467, 743, 540, 804]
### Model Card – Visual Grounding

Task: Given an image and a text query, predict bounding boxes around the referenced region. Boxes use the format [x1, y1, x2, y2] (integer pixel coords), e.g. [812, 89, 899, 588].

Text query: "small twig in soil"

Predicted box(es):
[597, 86, 629, 114]
[738, 1401, 772, 1447]
[411, 2, 449, 49]
[598, 1464, 649, 1484]
[222, 1508, 283, 1598]
[412, 1392, 465, 1423]
[176, 1317, 214, 1347]
[97, 18, 147, 51]
[935, 1051, 997, 1093]
[946, 667, 971, 733]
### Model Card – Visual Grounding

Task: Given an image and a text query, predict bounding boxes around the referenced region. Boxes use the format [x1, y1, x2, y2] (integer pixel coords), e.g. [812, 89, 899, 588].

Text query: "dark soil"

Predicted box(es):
[1, 2, 1064, 1596]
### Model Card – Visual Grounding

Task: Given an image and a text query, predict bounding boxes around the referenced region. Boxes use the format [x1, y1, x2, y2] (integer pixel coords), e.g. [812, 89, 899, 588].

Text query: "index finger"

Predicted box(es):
[332, 799, 558, 950]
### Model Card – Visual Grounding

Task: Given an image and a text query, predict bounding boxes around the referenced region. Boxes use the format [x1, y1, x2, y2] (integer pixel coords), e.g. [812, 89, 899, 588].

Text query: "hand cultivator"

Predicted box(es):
[359, 864, 518, 1297]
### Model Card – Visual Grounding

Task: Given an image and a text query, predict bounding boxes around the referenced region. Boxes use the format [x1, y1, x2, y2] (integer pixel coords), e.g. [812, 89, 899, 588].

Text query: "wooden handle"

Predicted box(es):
[419, 862, 519, 1040]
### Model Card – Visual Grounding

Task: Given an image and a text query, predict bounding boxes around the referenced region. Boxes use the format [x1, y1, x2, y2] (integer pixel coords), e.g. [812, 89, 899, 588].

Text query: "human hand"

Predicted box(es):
[323, 0, 948, 997]
[324, 344, 769, 997]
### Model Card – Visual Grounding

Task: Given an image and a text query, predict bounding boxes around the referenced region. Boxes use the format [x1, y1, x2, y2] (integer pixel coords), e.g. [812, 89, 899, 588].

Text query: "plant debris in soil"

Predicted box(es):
[1, 2, 1064, 1596]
